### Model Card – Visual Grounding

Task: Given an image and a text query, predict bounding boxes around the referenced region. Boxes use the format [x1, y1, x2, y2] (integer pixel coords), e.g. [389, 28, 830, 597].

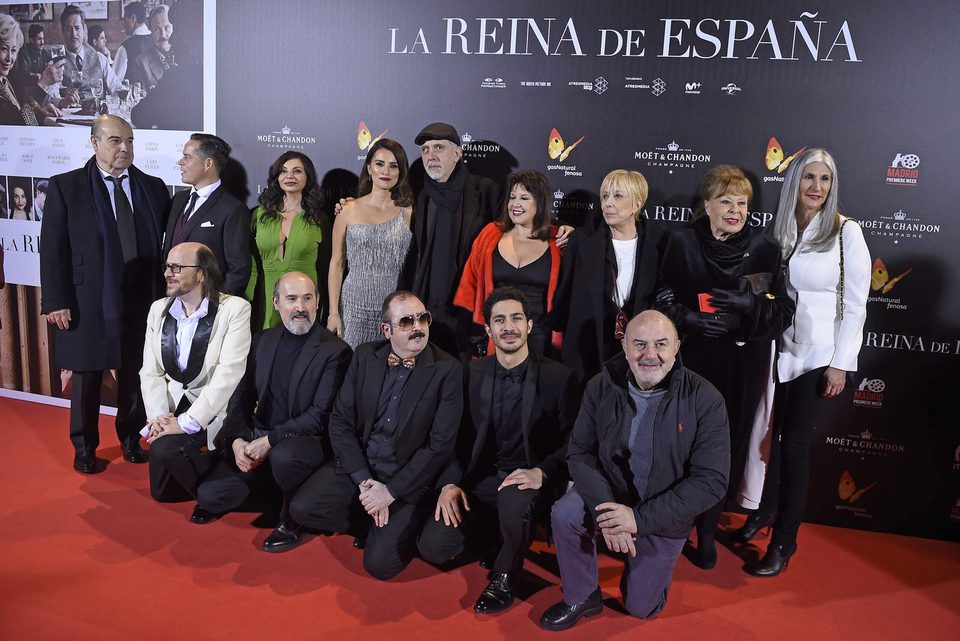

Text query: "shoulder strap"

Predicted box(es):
[838, 218, 851, 320]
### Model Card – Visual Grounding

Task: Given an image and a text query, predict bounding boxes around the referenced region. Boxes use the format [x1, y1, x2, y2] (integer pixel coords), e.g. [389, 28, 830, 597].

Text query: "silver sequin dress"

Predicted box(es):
[341, 210, 412, 349]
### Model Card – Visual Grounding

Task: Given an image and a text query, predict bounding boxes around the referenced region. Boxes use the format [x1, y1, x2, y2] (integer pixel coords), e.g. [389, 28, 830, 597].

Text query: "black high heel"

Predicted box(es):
[731, 511, 775, 543]
[746, 542, 797, 577]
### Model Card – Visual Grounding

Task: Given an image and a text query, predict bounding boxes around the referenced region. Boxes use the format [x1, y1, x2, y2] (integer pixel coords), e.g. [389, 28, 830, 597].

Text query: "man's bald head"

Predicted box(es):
[622, 310, 681, 390]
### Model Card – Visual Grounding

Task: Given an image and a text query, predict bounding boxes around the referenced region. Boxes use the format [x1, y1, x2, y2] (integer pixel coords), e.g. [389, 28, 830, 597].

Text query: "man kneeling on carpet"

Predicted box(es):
[418, 287, 578, 613]
[288, 291, 463, 580]
[539, 310, 729, 631]
[210, 271, 351, 550]
[140, 242, 251, 521]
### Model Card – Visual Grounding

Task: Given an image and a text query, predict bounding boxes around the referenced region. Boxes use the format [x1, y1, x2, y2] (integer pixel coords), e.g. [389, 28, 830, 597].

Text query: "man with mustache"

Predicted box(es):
[539, 310, 729, 630]
[40, 115, 170, 474]
[408, 122, 500, 357]
[289, 291, 464, 580]
[140, 242, 251, 517]
[53, 5, 118, 105]
[200, 272, 351, 549]
[418, 287, 578, 613]
[127, 4, 175, 91]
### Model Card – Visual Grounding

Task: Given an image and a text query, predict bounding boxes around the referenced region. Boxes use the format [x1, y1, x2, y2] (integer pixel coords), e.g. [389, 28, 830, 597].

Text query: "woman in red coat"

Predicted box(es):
[454, 170, 562, 357]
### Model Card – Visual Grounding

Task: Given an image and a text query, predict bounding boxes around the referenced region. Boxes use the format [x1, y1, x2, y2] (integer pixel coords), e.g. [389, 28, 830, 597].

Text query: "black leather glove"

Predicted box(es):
[683, 309, 727, 338]
[709, 287, 755, 314]
[654, 287, 676, 308]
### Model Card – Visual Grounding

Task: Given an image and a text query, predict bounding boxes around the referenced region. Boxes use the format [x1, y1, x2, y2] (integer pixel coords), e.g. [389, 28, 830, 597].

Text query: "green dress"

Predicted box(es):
[246, 206, 329, 329]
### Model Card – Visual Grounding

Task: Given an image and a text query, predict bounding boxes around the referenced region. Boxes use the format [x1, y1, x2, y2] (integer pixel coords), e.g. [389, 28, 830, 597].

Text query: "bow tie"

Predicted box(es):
[495, 366, 523, 383]
[387, 353, 416, 369]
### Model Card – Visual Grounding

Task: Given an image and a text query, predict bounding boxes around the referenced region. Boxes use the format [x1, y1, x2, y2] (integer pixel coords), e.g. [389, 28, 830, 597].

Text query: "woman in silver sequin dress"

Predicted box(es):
[327, 139, 413, 348]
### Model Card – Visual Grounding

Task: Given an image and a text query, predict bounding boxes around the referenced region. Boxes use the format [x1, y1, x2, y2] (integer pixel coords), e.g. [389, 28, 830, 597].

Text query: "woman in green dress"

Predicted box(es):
[247, 151, 331, 329]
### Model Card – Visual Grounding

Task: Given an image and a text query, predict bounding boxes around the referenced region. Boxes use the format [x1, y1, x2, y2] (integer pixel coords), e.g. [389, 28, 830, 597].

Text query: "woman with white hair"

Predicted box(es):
[0, 12, 37, 125]
[738, 149, 871, 577]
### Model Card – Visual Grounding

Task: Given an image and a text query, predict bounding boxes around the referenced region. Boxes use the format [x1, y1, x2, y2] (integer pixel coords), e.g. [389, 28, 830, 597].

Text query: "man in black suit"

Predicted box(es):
[163, 133, 250, 295]
[40, 114, 170, 473]
[206, 272, 352, 551]
[418, 287, 578, 613]
[290, 291, 464, 580]
[409, 122, 500, 357]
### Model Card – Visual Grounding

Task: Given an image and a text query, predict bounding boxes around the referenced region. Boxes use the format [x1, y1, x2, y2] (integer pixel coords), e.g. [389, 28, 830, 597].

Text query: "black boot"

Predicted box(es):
[694, 532, 717, 569]
[747, 542, 797, 577]
[474, 572, 515, 614]
[731, 511, 775, 543]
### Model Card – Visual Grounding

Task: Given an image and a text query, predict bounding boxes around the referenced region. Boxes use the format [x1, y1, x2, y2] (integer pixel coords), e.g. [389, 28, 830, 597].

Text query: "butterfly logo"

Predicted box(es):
[765, 137, 806, 173]
[838, 470, 877, 503]
[548, 128, 585, 161]
[871, 258, 912, 294]
[357, 121, 389, 151]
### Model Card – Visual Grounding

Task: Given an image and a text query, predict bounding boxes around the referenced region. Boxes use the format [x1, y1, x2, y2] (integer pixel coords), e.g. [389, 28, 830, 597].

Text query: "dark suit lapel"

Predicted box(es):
[360, 343, 391, 441]
[469, 357, 496, 468]
[178, 186, 223, 240]
[286, 328, 324, 415]
[182, 295, 219, 383]
[396, 345, 438, 438]
[160, 302, 182, 381]
[255, 326, 282, 409]
[520, 355, 540, 462]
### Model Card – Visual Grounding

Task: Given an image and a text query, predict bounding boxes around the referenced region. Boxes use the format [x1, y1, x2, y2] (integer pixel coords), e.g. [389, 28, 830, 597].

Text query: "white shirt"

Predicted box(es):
[98, 166, 134, 219]
[612, 237, 637, 305]
[168, 296, 210, 434]
[185, 179, 221, 219]
[113, 24, 151, 81]
[777, 213, 871, 382]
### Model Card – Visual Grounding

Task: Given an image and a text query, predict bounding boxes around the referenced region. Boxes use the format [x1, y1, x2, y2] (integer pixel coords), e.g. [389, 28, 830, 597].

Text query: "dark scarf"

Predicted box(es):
[422, 160, 468, 212]
[694, 214, 751, 279]
[87, 158, 125, 332]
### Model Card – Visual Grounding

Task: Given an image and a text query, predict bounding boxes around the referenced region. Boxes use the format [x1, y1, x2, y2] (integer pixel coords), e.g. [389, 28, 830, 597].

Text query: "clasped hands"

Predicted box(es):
[145, 414, 183, 444]
[595, 502, 638, 557]
[231, 436, 272, 473]
[359, 479, 394, 528]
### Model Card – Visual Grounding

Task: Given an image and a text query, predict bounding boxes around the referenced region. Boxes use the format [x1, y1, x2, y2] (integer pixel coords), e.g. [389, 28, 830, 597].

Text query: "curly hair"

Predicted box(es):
[257, 151, 325, 226]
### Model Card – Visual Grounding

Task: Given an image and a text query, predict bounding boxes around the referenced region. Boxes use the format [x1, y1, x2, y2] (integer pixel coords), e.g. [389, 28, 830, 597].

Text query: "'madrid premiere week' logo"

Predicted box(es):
[885, 152, 920, 187]
[546, 128, 585, 176]
[852, 377, 886, 409]
[762, 136, 805, 182]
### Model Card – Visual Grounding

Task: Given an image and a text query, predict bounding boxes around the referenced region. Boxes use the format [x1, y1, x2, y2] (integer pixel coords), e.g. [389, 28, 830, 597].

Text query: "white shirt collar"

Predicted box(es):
[168, 296, 210, 323]
[191, 179, 221, 199]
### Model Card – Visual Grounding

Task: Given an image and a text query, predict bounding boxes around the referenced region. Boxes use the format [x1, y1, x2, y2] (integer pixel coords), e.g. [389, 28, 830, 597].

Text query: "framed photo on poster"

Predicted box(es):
[5, 4, 54, 21]
[71, 1, 108, 20]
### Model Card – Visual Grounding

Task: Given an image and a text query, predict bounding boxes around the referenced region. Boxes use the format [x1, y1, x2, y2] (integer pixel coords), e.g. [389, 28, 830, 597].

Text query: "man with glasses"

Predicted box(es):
[40, 115, 170, 474]
[289, 291, 464, 580]
[140, 242, 251, 514]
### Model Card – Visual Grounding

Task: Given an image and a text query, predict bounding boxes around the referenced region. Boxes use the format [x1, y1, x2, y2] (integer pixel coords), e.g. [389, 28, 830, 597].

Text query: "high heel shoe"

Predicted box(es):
[731, 511, 774, 543]
[746, 542, 797, 577]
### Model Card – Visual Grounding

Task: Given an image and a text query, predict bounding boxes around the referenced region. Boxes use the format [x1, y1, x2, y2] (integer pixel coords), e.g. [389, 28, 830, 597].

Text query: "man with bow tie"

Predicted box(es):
[163, 133, 249, 295]
[417, 287, 578, 613]
[289, 291, 464, 580]
[140, 242, 251, 514]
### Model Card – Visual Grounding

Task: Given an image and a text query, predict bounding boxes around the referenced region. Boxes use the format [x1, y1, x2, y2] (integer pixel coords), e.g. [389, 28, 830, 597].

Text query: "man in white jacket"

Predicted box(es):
[140, 242, 251, 523]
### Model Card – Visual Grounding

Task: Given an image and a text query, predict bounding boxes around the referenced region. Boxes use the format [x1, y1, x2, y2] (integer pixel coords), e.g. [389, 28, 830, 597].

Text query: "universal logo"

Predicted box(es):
[635, 140, 711, 173]
[860, 209, 941, 244]
[481, 76, 506, 89]
[885, 153, 920, 187]
[567, 76, 607, 95]
[825, 427, 905, 459]
[852, 378, 886, 409]
[721, 82, 741, 95]
[256, 125, 317, 151]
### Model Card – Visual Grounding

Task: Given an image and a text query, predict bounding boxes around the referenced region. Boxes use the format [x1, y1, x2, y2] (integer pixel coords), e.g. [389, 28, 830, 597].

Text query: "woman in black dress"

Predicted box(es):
[656, 165, 795, 569]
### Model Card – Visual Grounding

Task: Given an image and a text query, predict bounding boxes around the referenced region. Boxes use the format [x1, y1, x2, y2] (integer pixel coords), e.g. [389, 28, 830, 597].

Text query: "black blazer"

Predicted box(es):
[329, 340, 464, 504]
[40, 159, 170, 371]
[408, 170, 500, 302]
[215, 323, 352, 453]
[438, 354, 578, 489]
[163, 184, 251, 296]
[552, 218, 665, 382]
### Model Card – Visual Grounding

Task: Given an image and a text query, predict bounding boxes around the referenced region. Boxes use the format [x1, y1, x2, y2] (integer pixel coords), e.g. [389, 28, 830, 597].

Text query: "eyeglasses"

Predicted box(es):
[163, 263, 199, 274]
[389, 311, 432, 331]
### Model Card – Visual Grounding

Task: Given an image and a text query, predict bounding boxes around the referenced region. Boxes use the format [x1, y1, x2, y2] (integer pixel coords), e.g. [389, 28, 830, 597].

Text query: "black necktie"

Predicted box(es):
[183, 190, 199, 220]
[107, 175, 137, 263]
[76, 54, 83, 72]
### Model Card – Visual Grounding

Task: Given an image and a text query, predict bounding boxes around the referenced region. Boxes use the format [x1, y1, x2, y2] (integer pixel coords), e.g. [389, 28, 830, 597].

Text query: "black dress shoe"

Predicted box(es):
[747, 542, 797, 577]
[73, 453, 98, 474]
[353, 529, 368, 549]
[190, 504, 222, 525]
[731, 511, 775, 543]
[262, 522, 304, 553]
[122, 443, 148, 464]
[474, 572, 515, 614]
[539, 587, 603, 631]
[685, 537, 717, 570]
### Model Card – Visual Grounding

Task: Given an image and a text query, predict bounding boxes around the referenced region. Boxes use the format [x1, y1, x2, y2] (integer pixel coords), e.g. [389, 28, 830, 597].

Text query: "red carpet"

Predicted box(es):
[1, 397, 957, 640]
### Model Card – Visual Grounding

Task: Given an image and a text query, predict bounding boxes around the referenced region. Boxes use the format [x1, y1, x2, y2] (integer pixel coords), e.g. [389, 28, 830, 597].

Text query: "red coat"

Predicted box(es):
[453, 222, 563, 355]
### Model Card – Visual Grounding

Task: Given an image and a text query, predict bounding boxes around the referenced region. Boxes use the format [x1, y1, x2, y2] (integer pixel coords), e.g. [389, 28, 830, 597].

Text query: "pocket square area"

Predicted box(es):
[200, 221, 215, 228]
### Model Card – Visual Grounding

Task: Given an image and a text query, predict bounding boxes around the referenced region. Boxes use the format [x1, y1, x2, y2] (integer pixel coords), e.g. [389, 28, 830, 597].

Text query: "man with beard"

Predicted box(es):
[40, 115, 170, 474]
[140, 242, 251, 519]
[127, 4, 175, 91]
[408, 122, 500, 357]
[205, 272, 351, 548]
[539, 310, 729, 630]
[418, 287, 578, 613]
[290, 291, 463, 580]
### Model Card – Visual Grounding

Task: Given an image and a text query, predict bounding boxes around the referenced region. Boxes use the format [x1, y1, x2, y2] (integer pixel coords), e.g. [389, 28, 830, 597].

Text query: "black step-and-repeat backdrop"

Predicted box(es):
[2, 1, 958, 541]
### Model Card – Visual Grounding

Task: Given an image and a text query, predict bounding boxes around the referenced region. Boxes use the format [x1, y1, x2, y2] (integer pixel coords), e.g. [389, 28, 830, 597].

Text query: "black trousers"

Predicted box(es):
[290, 463, 433, 581]
[151, 433, 327, 521]
[417, 472, 543, 573]
[757, 366, 842, 547]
